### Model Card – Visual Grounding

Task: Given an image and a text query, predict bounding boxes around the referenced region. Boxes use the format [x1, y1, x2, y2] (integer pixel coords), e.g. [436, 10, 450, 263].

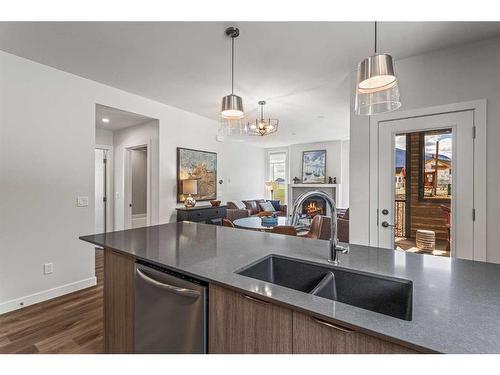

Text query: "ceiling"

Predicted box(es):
[95, 104, 154, 131]
[1, 22, 500, 147]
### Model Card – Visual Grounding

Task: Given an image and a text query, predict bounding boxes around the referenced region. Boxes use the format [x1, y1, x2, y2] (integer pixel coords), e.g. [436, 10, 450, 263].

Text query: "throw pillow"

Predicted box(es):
[259, 201, 276, 212]
[267, 200, 281, 211]
[233, 201, 246, 210]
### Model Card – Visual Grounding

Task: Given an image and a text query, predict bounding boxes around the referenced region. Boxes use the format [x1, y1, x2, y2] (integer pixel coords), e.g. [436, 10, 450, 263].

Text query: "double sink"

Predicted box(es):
[237, 255, 413, 321]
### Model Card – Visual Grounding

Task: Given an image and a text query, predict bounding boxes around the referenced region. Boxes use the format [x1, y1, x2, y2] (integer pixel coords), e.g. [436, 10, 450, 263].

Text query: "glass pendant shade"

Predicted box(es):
[219, 117, 248, 138]
[355, 53, 401, 116]
[221, 94, 244, 119]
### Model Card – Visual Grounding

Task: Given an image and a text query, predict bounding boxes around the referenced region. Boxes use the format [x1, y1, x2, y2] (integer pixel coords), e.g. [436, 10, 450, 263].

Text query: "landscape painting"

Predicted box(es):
[177, 147, 217, 202]
[302, 150, 326, 183]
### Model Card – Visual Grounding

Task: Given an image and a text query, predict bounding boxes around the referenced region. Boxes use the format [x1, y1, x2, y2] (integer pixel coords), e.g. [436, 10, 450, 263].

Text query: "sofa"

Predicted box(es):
[226, 199, 287, 222]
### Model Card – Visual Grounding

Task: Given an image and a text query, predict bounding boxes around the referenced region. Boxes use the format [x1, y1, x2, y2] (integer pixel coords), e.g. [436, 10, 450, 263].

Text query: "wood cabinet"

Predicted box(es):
[209, 284, 293, 353]
[104, 248, 135, 353]
[209, 284, 419, 354]
[176, 205, 227, 225]
[292, 311, 418, 354]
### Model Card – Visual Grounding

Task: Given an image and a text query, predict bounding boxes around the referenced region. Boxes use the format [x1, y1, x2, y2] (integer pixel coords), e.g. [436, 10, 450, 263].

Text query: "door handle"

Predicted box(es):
[136, 268, 200, 298]
[381, 221, 395, 228]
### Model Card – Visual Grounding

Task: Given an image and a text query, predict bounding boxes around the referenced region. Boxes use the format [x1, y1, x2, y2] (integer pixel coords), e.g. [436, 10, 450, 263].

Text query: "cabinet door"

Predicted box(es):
[293, 311, 419, 354]
[209, 284, 293, 354]
[104, 249, 135, 353]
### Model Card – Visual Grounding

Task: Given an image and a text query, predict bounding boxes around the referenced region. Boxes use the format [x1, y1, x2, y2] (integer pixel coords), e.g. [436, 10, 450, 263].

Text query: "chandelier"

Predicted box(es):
[248, 101, 279, 137]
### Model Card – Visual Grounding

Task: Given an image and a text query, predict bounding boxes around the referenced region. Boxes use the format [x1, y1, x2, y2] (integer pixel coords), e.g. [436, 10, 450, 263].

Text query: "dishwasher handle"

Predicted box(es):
[136, 268, 201, 299]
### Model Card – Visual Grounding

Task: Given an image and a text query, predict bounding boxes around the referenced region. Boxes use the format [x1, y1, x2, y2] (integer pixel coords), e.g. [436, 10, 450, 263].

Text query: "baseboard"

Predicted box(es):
[0, 276, 97, 315]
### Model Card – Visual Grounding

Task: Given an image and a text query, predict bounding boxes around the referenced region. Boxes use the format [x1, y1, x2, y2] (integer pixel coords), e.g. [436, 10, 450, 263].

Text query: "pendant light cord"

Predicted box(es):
[231, 36, 234, 95]
[374, 21, 377, 54]
[260, 103, 264, 120]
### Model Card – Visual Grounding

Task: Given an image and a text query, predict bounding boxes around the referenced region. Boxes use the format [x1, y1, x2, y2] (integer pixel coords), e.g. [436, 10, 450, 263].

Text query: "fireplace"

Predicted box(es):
[302, 197, 327, 218]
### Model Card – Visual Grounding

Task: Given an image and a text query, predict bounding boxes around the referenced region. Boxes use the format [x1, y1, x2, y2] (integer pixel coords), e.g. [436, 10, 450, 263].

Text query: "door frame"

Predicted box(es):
[368, 100, 487, 261]
[124, 141, 152, 229]
[95, 144, 113, 232]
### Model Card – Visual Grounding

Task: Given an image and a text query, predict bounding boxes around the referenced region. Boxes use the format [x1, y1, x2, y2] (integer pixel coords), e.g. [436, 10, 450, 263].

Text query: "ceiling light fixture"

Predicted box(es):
[355, 21, 402, 116]
[221, 27, 244, 120]
[102, 118, 110, 123]
[248, 101, 279, 137]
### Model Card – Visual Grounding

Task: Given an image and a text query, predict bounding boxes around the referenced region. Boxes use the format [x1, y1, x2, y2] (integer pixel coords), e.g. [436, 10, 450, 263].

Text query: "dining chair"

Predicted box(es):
[222, 218, 235, 228]
[298, 215, 331, 240]
[270, 225, 297, 236]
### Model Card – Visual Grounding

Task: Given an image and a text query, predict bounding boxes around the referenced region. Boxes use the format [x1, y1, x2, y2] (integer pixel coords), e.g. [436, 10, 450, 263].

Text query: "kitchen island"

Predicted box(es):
[80, 222, 500, 354]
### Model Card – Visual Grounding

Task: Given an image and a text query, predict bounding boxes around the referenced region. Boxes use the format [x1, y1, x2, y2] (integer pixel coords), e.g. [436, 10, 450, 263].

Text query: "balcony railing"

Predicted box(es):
[394, 199, 406, 237]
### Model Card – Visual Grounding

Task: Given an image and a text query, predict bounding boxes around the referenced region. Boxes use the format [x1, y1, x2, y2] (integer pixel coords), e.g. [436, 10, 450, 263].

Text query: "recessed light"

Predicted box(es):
[292, 132, 297, 136]
[102, 118, 110, 123]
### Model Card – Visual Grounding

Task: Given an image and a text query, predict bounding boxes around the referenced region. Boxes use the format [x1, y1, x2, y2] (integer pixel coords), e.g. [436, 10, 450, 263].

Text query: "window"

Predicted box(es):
[268, 152, 287, 203]
[420, 129, 452, 201]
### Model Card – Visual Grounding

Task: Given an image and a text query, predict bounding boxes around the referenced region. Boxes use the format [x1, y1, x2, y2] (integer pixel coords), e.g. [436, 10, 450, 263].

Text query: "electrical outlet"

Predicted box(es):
[77, 196, 89, 207]
[44, 263, 53, 275]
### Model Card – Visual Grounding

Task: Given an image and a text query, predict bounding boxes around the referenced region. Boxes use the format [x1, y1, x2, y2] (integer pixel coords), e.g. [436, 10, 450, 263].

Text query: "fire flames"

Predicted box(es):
[305, 201, 324, 217]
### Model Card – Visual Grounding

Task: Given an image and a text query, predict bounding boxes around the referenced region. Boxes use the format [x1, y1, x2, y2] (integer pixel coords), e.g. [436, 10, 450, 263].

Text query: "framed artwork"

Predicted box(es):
[177, 147, 217, 202]
[301, 150, 326, 184]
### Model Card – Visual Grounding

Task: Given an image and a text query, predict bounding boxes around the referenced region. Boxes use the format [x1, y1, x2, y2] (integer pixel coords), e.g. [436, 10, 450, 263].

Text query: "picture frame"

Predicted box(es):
[177, 147, 217, 203]
[301, 150, 327, 184]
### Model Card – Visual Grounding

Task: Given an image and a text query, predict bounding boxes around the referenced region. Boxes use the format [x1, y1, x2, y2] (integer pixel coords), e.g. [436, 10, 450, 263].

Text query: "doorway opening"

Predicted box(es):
[393, 129, 452, 257]
[95, 104, 159, 231]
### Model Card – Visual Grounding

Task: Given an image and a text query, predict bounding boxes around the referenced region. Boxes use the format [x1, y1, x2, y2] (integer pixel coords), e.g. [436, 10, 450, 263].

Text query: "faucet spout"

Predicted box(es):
[291, 190, 347, 264]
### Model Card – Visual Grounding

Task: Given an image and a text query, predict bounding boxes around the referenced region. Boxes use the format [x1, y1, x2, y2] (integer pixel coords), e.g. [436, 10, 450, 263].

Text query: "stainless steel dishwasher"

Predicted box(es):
[134, 262, 207, 353]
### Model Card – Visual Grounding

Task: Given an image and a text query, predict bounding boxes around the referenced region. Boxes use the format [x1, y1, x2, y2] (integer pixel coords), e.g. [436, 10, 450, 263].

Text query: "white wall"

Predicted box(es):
[349, 36, 500, 263]
[0, 50, 266, 313]
[289, 141, 342, 184]
[113, 120, 159, 230]
[95, 128, 113, 146]
[266, 140, 349, 207]
[340, 140, 350, 208]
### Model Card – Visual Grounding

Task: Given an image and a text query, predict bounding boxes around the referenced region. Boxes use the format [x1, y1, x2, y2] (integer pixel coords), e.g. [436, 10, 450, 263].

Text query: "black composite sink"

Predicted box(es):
[236, 255, 413, 321]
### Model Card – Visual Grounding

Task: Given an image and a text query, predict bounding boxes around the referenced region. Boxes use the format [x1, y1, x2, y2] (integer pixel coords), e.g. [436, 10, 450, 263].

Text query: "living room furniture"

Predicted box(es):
[222, 218, 235, 228]
[337, 208, 349, 243]
[298, 215, 331, 240]
[271, 225, 297, 236]
[176, 205, 227, 225]
[226, 199, 287, 222]
[233, 216, 289, 232]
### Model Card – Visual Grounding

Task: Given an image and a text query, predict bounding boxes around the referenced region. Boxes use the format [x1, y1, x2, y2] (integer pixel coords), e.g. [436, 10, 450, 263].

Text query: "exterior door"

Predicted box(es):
[377, 111, 474, 259]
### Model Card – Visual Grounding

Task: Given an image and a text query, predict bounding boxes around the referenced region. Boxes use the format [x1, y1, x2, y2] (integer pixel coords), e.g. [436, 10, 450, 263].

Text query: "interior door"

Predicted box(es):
[94, 148, 107, 233]
[377, 111, 474, 259]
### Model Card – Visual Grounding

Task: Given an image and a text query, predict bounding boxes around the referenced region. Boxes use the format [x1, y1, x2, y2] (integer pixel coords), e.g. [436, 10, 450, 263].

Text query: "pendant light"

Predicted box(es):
[221, 27, 244, 120]
[248, 101, 279, 137]
[355, 22, 402, 116]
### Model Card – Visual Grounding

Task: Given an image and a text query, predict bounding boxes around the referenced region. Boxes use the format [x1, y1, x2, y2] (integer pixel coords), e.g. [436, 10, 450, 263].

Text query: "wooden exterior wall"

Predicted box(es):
[408, 132, 450, 240]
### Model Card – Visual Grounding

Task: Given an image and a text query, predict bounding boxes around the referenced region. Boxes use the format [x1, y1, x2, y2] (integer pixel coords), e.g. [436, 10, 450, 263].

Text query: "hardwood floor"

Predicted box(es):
[0, 250, 104, 354]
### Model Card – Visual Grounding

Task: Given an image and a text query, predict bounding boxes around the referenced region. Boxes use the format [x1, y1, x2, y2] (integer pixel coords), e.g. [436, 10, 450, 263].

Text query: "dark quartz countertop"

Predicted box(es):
[80, 222, 500, 354]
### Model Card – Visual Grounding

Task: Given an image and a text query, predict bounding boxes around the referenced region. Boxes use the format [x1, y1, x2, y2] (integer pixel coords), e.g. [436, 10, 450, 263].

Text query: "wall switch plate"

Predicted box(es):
[77, 196, 89, 207]
[44, 263, 53, 275]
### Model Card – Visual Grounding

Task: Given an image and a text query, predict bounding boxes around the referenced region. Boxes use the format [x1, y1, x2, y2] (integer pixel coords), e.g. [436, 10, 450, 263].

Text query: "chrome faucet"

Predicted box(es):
[291, 190, 348, 264]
